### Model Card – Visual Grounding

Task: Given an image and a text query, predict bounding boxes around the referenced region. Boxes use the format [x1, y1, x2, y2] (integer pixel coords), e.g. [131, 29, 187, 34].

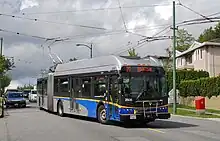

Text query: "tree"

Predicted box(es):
[0, 56, 15, 73]
[69, 57, 77, 62]
[17, 85, 34, 91]
[128, 47, 138, 57]
[0, 56, 14, 96]
[176, 28, 195, 52]
[0, 74, 11, 93]
[198, 22, 220, 42]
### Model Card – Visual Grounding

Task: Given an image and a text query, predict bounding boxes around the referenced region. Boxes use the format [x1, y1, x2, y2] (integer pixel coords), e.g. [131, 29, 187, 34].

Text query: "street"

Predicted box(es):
[1, 103, 220, 141]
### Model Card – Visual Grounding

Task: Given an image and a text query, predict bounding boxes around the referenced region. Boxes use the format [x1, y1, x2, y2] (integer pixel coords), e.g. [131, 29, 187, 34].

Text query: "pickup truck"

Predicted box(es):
[5, 92, 26, 108]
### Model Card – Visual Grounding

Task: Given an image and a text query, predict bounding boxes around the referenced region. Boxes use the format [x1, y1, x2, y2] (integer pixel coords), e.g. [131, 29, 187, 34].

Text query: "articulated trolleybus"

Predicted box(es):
[37, 55, 170, 124]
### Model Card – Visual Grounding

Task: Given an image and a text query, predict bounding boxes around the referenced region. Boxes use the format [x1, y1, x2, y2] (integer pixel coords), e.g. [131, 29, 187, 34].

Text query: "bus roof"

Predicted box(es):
[54, 55, 163, 76]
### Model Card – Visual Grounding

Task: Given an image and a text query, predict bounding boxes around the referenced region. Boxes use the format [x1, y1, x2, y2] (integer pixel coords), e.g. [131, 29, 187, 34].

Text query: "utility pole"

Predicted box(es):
[172, 1, 177, 114]
[0, 38, 3, 97]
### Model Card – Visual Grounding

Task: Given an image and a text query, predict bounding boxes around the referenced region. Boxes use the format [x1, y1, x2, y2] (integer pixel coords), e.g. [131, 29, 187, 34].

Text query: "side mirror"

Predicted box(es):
[118, 78, 123, 84]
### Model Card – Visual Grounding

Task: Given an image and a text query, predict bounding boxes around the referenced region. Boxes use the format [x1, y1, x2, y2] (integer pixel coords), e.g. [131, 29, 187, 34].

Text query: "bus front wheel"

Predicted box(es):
[97, 105, 107, 124]
[57, 102, 64, 117]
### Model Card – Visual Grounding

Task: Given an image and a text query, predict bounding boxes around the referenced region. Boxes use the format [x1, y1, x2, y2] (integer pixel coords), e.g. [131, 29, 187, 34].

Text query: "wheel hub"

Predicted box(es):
[100, 109, 106, 120]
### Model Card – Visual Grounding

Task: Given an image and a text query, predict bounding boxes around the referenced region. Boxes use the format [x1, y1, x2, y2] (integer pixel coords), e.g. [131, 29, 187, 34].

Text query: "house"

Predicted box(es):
[143, 50, 182, 68]
[176, 41, 220, 77]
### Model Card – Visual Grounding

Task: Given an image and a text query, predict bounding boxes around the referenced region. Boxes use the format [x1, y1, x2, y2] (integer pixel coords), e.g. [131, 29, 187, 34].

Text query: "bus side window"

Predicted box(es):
[94, 76, 106, 97]
[59, 78, 68, 93]
[54, 78, 59, 96]
[81, 77, 91, 97]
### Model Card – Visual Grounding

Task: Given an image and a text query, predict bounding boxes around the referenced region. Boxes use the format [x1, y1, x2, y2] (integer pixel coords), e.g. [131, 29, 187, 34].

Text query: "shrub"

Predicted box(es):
[179, 76, 220, 98]
[167, 69, 209, 91]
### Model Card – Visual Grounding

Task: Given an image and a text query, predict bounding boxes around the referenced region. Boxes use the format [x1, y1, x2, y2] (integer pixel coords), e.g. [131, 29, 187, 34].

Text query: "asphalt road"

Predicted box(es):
[1, 103, 220, 141]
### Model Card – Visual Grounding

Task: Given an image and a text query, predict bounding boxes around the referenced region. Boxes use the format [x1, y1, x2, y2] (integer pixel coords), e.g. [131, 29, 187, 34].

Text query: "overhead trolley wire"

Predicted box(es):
[0, 28, 50, 40]
[0, 13, 107, 30]
[17, 3, 174, 15]
[178, 2, 214, 22]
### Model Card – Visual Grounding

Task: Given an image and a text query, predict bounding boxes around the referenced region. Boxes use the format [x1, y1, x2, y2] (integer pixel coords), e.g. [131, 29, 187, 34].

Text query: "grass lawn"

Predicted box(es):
[177, 104, 220, 114]
[168, 106, 220, 118]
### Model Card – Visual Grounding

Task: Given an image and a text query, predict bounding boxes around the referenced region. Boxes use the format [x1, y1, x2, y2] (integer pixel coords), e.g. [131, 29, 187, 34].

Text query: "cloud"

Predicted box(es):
[20, 0, 39, 11]
[0, 0, 220, 85]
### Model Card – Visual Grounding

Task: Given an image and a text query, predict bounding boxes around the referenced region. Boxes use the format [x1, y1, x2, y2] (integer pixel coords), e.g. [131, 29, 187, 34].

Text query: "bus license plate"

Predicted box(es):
[130, 115, 136, 119]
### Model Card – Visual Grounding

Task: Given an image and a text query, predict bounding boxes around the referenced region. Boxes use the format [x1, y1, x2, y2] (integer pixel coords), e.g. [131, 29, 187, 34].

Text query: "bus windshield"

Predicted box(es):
[122, 74, 166, 100]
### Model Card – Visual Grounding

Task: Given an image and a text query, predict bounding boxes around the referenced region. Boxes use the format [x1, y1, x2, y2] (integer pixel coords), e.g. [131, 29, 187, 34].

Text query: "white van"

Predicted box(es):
[29, 90, 37, 102]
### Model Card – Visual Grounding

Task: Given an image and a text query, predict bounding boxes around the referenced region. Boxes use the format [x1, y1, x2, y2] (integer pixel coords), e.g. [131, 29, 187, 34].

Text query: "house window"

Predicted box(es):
[186, 55, 192, 64]
[200, 49, 202, 59]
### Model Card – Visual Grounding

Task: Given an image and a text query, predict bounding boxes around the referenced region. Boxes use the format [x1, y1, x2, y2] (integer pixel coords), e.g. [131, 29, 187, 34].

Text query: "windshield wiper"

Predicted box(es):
[136, 87, 145, 101]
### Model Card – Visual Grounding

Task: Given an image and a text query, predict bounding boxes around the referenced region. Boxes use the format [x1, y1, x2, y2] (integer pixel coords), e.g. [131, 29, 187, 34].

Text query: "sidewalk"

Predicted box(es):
[178, 108, 220, 116]
[0, 118, 7, 141]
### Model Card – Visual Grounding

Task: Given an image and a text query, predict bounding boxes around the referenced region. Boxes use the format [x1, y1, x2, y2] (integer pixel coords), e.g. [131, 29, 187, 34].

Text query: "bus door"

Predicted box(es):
[108, 75, 119, 120]
[71, 78, 81, 112]
[69, 77, 74, 111]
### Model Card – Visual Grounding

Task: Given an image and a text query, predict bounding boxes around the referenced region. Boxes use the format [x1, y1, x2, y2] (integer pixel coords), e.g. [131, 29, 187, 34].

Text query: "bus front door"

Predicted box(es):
[70, 78, 80, 113]
[69, 77, 74, 111]
[108, 76, 119, 120]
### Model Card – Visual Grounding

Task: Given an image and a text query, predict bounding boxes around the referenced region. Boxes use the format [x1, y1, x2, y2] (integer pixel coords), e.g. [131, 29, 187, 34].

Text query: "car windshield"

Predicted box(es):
[122, 74, 166, 100]
[8, 93, 23, 98]
[23, 90, 30, 94]
[32, 91, 37, 94]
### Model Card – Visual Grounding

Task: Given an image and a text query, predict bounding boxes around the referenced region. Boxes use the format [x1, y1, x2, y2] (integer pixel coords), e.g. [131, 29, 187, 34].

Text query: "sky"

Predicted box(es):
[0, 0, 220, 88]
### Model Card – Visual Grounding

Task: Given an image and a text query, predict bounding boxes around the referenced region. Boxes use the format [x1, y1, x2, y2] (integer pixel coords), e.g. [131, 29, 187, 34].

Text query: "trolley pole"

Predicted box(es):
[172, 1, 177, 114]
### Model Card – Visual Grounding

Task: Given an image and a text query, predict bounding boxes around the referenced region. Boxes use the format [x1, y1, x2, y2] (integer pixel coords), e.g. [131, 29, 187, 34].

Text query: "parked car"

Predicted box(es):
[29, 90, 37, 102]
[5, 92, 26, 108]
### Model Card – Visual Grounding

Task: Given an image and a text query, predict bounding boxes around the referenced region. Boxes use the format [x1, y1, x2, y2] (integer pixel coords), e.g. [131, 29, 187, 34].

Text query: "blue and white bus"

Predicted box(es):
[37, 55, 170, 124]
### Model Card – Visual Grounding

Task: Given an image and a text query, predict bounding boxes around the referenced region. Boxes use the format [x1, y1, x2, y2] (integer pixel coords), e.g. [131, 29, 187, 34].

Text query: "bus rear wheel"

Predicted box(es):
[97, 105, 107, 124]
[57, 102, 64, 117]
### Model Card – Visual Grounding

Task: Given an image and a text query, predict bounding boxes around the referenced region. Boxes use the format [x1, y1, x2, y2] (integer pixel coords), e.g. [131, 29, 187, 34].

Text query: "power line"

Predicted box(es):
[17, 3, 173, 16]
[179, 16, 220, 24]
[61, 24, 171, 40]
[179, 2, 214, 22]
[0, 28, 50, 40]
[113, 26, 172, 55]
[207, 12, 220, 17]
[178, 20, 220, 27]
[0, 13, 107, 30]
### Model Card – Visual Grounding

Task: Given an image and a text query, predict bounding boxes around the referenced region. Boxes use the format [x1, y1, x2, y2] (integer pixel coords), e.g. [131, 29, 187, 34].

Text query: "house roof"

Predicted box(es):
[176, 41, 220, 58]
[144, 50, 182, 59]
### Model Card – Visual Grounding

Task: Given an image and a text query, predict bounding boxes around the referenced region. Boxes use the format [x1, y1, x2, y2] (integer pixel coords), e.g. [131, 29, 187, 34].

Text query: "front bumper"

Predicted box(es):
[120, 113, 171, 122]
[6, 101, 26, 107]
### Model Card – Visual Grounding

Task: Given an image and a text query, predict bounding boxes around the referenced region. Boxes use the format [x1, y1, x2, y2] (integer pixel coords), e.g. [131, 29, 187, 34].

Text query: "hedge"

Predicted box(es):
[179, 76, 220, 98]
[0, 97, 3, 118]
[167, 69, 209, 91]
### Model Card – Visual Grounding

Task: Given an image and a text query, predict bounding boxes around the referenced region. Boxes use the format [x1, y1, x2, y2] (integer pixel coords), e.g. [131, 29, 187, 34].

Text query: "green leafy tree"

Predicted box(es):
[198, 22, 220, 42]
[69, 57, 77, 62]
[176, 28, 195, 52]
[0, 74, 11, 93]
[17, 85, 34, 91]
[128, 47, 138, 57]
[0, 56, 14, 96]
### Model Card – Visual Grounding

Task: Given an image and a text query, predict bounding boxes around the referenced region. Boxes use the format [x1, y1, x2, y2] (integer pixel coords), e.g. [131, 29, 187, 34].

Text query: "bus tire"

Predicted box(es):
[97, 105, 107, 124]
[57, 101, 64, 117]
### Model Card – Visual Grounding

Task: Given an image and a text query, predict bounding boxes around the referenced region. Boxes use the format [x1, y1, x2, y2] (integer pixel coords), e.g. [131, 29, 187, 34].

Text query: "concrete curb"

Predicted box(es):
[171, 114, 220, 122]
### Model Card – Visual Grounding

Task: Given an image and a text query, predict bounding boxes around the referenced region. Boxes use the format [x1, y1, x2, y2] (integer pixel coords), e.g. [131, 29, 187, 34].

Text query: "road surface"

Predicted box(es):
[1, 103, 220, 141]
